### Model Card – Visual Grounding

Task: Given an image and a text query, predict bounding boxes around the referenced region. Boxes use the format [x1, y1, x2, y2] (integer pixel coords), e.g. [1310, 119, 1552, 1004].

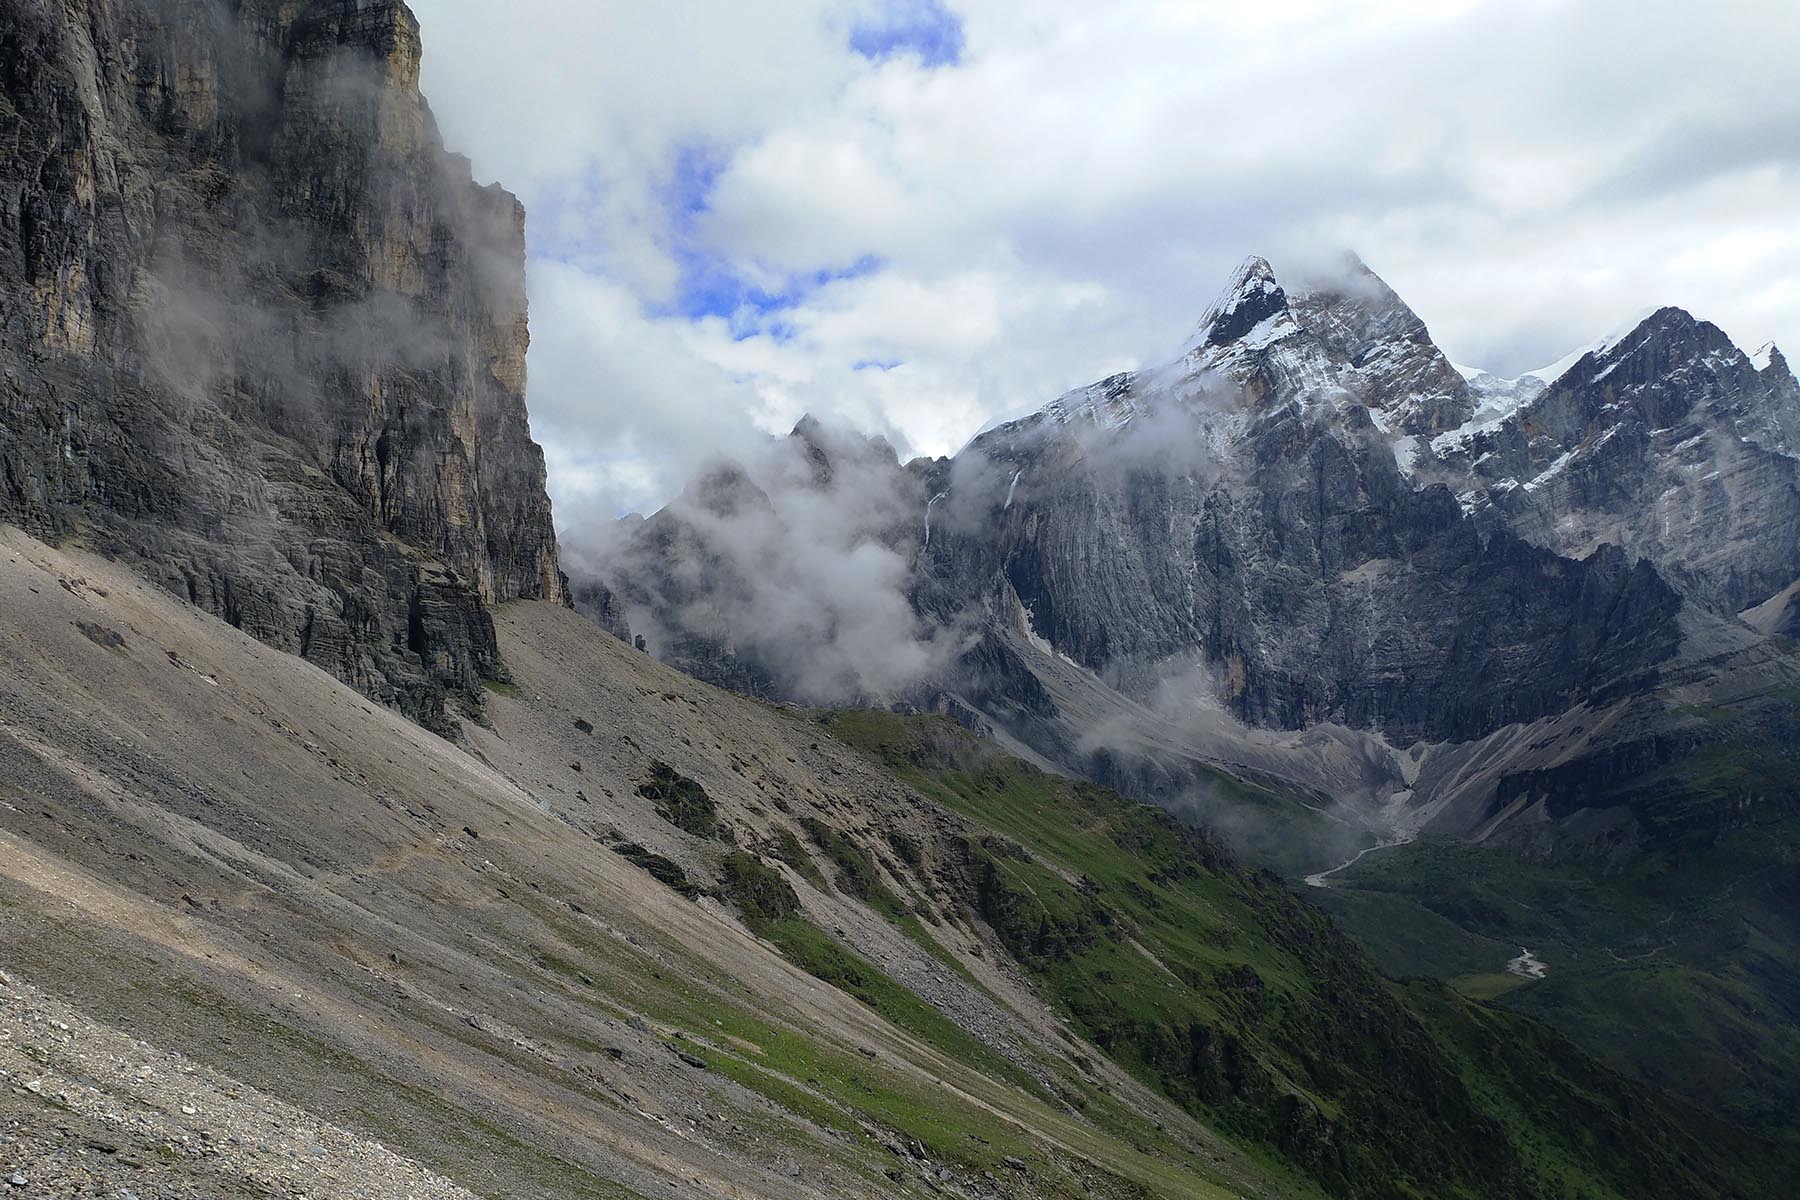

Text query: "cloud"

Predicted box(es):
[410, 0, 1800, 524]
[562, 418, 953, 703]
[850, 0, 966, 67]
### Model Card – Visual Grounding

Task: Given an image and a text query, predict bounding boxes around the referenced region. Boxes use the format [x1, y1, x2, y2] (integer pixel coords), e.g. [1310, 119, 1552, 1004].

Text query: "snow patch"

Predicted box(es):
[1524, 450, 1574, 491]
[1041, 374, 1141, 432]
[1429, 373, 1545, 454]
[1391, 435, 1420, 479]
[1237, 311, 1296, 351]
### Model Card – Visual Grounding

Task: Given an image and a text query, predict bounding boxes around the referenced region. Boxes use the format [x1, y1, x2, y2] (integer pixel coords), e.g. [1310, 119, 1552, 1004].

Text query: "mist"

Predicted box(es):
[561, 416, 959, 704]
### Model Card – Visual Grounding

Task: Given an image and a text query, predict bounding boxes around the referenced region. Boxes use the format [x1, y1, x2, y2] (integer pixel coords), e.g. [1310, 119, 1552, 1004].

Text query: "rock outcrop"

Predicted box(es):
[0, 0, 562, 729]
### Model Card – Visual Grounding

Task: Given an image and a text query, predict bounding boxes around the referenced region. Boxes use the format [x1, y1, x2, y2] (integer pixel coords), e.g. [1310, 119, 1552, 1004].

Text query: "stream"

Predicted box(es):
[1506, 947, 1549, 979]
[1302, 834, 1416, 888]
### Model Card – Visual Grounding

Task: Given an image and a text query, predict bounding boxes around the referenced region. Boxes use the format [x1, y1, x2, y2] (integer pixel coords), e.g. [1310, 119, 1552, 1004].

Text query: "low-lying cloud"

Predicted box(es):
[561, 419, 955, 703]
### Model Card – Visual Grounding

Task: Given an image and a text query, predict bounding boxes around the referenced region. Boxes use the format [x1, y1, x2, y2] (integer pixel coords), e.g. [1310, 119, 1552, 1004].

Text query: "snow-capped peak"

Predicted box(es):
[1187, 255, 1293, 352]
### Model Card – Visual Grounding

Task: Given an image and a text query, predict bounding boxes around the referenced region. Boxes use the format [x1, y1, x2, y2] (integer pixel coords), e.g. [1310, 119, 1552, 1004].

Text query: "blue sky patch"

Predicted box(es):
[667, 243, 888, 340]
[538, 142, 891, 342]
[849, 0, 965, 68]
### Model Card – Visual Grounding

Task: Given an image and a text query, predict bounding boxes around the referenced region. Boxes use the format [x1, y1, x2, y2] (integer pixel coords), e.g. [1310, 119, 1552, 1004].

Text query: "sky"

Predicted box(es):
[409, 0, 1800, 528]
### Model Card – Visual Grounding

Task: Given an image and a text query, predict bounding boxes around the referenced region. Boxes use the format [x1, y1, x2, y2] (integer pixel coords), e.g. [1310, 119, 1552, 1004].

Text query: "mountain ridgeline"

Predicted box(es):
[3, 2, 1798, 1199]
[582, 253, 1798, 747]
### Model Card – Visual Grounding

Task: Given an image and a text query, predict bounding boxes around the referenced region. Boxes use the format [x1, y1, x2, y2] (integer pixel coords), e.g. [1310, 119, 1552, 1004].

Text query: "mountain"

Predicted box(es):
[1428, 308, 1800, 615]
[589, 253, 1799, 807]
[1, 0, 563, 730]
[5, 2, 1799, 1196]
[581, 253, 1800, 1131]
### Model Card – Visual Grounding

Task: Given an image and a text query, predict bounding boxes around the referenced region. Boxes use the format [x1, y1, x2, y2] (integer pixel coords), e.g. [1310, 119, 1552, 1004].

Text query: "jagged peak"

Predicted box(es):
[788, 412, 901, 466]
[1751, 341, 1786, 375]
[780, 413, 903, 491]
[1189, 255, 1292, 350]
[684, 459, 771, 519]
[1303, 254, 1417, 317]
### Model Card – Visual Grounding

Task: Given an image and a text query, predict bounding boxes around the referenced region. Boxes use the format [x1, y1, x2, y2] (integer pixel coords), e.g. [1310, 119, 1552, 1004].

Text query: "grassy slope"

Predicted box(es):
[1315, 824, 1800, 1130]
[0, 537, 1281, 1200]
[1310, 704, 1800, 1135]
[817, 709, 1797, 1200]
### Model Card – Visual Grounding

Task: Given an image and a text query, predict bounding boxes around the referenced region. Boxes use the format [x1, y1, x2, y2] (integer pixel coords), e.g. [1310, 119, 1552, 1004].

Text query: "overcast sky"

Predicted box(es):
[410, 0, 1800, 526]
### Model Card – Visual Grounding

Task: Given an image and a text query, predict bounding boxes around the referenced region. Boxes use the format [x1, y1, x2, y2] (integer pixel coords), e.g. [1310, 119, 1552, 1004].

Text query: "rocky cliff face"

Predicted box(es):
[920, 260, 1703, 745]
[0, 0, 562, 729]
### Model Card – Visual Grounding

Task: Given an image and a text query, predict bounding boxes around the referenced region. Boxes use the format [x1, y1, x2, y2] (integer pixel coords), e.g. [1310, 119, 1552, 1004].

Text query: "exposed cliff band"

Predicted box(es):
[1, 0, 563, 729]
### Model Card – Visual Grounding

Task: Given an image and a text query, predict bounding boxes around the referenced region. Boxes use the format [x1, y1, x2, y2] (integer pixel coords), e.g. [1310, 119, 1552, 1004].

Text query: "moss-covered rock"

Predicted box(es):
[719, 852, 800, 925]
[637, 762, 719, 839]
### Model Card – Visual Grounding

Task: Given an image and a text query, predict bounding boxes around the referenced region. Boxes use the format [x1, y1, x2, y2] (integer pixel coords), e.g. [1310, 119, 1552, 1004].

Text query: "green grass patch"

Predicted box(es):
[810, 707, 1800, 1200]
[638, 761, 721, 839]
[798, 817, 908, 919]
[1449, 972, 1529, 1002]
[764, 823, 830, 891]
[609, 842, 701, 898]
[718, 851, 801, 922]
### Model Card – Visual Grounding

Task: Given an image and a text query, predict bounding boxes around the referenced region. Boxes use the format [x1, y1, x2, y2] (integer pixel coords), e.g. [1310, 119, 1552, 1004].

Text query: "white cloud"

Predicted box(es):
[411, 0, 1800, 524]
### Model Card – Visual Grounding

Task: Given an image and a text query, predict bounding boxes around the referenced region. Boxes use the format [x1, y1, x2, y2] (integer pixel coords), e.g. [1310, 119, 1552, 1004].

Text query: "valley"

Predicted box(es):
[1, 0, 1796, 1196]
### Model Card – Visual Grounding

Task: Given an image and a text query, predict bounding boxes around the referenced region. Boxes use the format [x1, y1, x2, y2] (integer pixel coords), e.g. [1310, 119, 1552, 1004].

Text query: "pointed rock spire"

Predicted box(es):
[1192, 255, 1292, 349]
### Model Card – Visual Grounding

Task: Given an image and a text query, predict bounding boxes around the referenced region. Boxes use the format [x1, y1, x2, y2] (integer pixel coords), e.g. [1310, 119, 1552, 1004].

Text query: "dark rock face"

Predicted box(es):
[909, 258, 1699, 745]
[0, 0, 562, 729]
[1434, 309, 1800, 615]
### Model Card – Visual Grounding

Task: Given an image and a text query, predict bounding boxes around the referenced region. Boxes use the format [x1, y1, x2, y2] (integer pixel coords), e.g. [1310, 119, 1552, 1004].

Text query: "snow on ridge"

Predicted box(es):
[1524, 449, 1574, 491]
[1429, 373, 1546, 454]
[1524, 307, 1660, 384]
[1524, 343, 1596, 385]
[1203, 256, 1280, 322]
[1232, 310, 1300, 352]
